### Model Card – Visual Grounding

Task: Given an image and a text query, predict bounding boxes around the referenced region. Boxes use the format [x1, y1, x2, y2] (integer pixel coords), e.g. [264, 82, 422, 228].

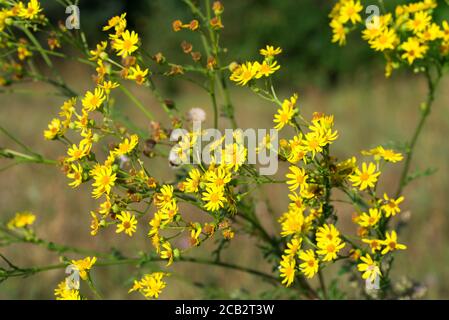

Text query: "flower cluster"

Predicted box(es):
[330, 0, 449, 77]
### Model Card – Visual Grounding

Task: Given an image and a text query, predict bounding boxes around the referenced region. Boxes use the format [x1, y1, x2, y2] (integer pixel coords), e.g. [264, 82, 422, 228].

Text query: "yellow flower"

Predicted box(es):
[400, 37, 428, 64]
[184, 168, 202, 193]
[70, 256, 97, 280]
[100, 80, 119, 94]
[90, 211, 99, 236]
[349, 162, 380, 191]
[7, 212, 36, 230]
[302, 132, 327, 158]
[362, 238, 382, 253]
[19, 0, 42, 19]
[442, 21, 449, 41]
[279, 255, 296, 287]
[260, 45, 282, 58]
[369, 28, 398, 51]
[154, 185, 174, 209]
[159, 200, 179, 224]
[116, 211, 137, 236]
[202, 186, 226, 212]
[357, 208, 381, 228]
[89, 41, 108, 61]
[279, 208, 304, 237]
[82, 88, 105, 112]
[129, 272, 167, 299]
[284, 237, 302, 257]
[285, 166, 308, 192]
[67, 163, 83, 188]
[298, 249, 319, 279]
[222, 143, 247, 172]
[357, 254, 381, 282]
[17, 45, 32, 60]
[338, 0, 362, 24]
[67, 142, 90, 162]
[205, 166, 231, 189]
[160, 241, 174, 266]
[255, 60, 280, 78]
[330, 19, 346, 46]
[381, 193, 404, 217]
[44, 118, 62, 140]
[114, 134, 139, 156]
[113, 30, 139, 57]
[229, 61, 260, 86]
[381, 230, 407, 254]
[103, 13, 127, 31]
[273, 95, 297, 130]
[418, 23, 443, 42]
[407, 11, 431, 34]
[91, 165, 117, 198]
[54, 281, 81, 300]
[127, 65, 149, 85]
[316, 237, 345, 262]
[316, 224, 340, 243]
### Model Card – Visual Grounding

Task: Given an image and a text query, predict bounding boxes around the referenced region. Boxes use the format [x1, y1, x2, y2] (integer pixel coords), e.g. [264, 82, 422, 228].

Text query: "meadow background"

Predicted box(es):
[1, 0, 449, 299]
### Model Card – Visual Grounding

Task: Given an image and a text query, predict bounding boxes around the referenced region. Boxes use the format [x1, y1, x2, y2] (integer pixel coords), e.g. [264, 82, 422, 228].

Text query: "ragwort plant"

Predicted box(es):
[0, 0, 446, 299]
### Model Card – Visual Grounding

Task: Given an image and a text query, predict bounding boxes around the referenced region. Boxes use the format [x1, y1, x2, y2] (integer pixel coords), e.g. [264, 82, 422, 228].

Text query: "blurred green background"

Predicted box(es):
[1, 0, 449, 299]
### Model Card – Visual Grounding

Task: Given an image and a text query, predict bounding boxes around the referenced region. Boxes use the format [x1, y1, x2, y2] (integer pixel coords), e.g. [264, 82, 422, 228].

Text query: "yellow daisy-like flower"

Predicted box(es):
[184, 168, 202, 193]
[315, 224, 340, 243]
[285, 166, 308, 192]
[91, 165, 117, 198]
[362, 238, 382, 253]
[357, 208, 381, 228]
[54, 281, 81, 300]
[112, 30, 139, 57]
[338, 0, 362, 24]
[357, 254, 381, 282]
[160, 241, 174, 266]
[154, 185, 174, 209]
[330, 19, 346, 46]
[298, 249, 319, 279]
[407, 11, 431, 34]
[400, 37, 428, 65]
[70, 256, 97, 280]
[284, 237, 302, 257]
[67, 142, 90, 162]
[44, 118, 62, 140]
[255, 60, 280, 78]
[229, 61, 260, 86]
[19, 0, 42, 20]
[205, 166, 232, 189]
[279, 255, 296, 287]
[316, 237, 345, 262]
[273, 95, 297, 130]
[381, 230, 407, 254]
[67, 163, 83, 188]
[279, 208, 304, 237]
[381, 193, 404, 217]
[369, 28, 398, 52]
[349, 162, 381, 191]
[127, 65, 149, 85]
[129, 272, 168, 299]
[202, 186, 226, 212]
[116, 211, 137, 236]
[82, 88, 105, 112]
[259, 45, 282, 58]
[114, 134, 139, 156]
[7, 211, 36, 230]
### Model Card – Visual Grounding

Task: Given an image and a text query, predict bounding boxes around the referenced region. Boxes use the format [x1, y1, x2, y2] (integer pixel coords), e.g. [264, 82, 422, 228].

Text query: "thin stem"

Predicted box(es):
[119, 85, 154, 121]
[395, 67, 441, 197]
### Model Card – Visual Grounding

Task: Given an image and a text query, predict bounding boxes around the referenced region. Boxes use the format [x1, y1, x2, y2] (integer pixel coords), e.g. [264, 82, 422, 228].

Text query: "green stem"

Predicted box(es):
[119, 85, 154, 121]
[395, 67, 441, 198]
